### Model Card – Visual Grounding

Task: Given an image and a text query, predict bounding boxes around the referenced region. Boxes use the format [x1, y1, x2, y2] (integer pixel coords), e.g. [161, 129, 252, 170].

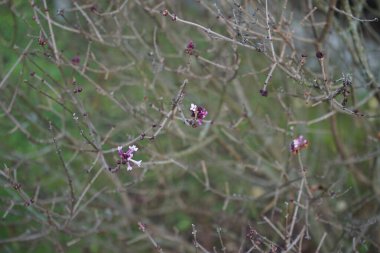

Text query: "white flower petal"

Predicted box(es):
[129, 158, 142, 167]
[129, 145, 138, 151]
[190, 103, 197, 112]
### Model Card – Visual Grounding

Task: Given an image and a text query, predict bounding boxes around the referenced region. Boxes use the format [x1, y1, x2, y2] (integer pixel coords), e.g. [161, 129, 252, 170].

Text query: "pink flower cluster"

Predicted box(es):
[185, 40, 195, 55]
[190, 103, 208, 126]
[290, 135, 309, 154]
[117, 145, 142, 171]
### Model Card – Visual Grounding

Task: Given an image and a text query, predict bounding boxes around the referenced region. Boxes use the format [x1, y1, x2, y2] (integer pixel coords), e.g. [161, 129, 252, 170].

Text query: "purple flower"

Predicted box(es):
[185, 40, 195, 55]
[187, 40, 195, 50]
[71, 55, 80, 66]
[316, 51, 324, 59]
[290, 135, 309, 154]
[117, 145, 142, 171]
[190, 103, 208, 126]
[259, 89, 268, 97]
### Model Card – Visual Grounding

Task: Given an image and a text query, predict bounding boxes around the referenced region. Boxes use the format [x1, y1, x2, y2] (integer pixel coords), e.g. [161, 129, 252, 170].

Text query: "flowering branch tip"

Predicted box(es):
[290, 135, 309, 154]
[114, 145, 142, 172]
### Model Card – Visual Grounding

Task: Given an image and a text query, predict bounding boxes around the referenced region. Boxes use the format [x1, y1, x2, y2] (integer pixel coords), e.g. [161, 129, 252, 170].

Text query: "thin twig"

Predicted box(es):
[315, 232, 327, 253]
[333, 6, 378, 22]
[0, 39, 33, 89]
[42, 0, 60, 63]
[152, 79, 188, 138]
[73, 166, 103, 215]
[49, 121, 75, 218]
[263, 216, 286, 240]
[287, 176, 305, 247]
[73, 1, 104, 42]
[265, 0, 276, 61]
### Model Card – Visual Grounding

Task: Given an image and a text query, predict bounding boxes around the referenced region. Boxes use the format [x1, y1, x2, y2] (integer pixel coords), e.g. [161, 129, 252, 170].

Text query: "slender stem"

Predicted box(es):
[73, 1, 104, 43]
[287, 174, 304, 247]
[42, 0, 60, 63]
[49, 122, 75, 218]
[265, 0, 276, 61]
[315, 232, 327, 253]
[0, 39, 33, 89]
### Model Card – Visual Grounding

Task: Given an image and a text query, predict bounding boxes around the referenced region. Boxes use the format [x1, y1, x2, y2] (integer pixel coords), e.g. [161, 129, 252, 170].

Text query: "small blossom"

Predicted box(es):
[185, 40, 195, 55]
[38, 35, 48, 46]
[131, 159, 141, 167]
[316, 51, 324, 59]
[73, 87, 83, 93]
[189, 103, 208, 127]
[71, 55, 80, 65]
[138, 221, 146, 232]
[129, 145, 138, 152]
[259, 89, 268, 97]
[190, 103, 197, 112]
[162, 9, 169, 16]
[290, 135, 309, 154]
[116, 145, 142, 171]
[187, 40, 195, 50]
